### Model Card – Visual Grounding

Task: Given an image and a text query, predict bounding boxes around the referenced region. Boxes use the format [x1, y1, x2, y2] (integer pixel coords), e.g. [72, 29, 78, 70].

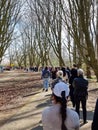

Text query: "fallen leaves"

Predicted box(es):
[0, 70, 42, 110]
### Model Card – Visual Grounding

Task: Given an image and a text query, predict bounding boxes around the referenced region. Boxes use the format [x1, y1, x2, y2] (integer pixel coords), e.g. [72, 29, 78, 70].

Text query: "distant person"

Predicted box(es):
[61, 67, 68, 82]
[69, 64, 78, 107]
[42, 82, 80, 130]
[41, 66, 50, 92]
[65, 67, 71, 83]
[51, 67, 57, 80]
[61, 67, 66, 77]
[92, 98, 98, 130]
[73, 69, 88, 124]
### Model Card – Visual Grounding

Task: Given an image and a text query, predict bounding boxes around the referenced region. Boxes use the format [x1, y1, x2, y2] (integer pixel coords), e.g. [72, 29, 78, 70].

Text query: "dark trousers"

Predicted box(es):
[70, 86, 75, 107]
[75, 97, 87, 122]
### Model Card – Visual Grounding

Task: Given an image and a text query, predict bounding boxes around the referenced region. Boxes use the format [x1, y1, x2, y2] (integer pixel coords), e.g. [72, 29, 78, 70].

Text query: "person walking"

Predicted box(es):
[41, 66, 50, 92]
[65, 67, 71, 83]
[42, 82, 80, 130]
[92, 98, 98, 130]
[51, 67, 57, 80]
[73, 69, 88, 124]
[69, 64, 78, 107]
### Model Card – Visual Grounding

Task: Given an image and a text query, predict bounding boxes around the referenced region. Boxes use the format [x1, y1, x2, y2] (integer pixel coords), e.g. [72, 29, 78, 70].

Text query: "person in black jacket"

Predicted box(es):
[69, 64, 78, 107]
[73, 69, 88, 124]
[92, 98, 98, 130]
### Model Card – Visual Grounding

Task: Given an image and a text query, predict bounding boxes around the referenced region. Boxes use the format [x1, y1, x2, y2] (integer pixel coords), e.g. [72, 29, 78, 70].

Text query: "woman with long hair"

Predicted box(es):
[42, 82, 80, 130]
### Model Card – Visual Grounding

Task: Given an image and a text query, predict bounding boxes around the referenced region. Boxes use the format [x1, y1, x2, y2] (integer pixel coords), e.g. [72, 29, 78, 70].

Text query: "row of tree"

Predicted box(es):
[0, 0, 21, 62]
[0, 0, 98, 80]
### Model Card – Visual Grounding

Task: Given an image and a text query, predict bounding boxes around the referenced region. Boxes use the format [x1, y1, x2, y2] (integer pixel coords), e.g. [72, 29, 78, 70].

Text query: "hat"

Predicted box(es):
[53, 82, 69, 98]
[56, 70, 63, 78]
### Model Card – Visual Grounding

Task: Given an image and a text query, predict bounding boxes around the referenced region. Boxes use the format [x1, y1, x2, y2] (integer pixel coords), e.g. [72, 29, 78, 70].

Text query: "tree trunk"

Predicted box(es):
[58, 54, 65, 67]
[91, 60, 98, 82]
[86, 66, 91, 78]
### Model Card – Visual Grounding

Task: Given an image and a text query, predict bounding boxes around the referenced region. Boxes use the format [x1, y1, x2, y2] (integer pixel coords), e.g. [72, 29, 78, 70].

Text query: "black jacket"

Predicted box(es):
[92, 99, 98, 130]
[73, 76, 88, 99]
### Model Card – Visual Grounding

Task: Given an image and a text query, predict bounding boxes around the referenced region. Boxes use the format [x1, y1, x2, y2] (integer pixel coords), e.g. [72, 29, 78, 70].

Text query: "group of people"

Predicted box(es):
[41, 65, 98, 130]
[41, 66, 70, 92]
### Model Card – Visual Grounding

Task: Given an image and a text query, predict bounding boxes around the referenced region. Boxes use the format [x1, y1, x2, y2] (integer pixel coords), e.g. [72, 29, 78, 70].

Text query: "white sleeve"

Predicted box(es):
[66, 109, 80, 129]
[42, 108, 51, 130]
[42, 109, 47, 130]
[70, 111, 80, 129]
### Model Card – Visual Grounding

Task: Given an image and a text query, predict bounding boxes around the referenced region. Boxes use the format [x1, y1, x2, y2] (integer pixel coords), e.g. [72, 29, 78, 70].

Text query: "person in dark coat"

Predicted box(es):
[51, 67, 57, 80]
[73, 69, 88, 124]
[92, 98, 98, 130]
[69, 64, 78, 107]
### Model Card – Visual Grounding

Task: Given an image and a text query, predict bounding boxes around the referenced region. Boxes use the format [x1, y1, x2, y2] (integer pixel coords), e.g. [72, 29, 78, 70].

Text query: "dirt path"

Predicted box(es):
[0, 70, 98, 130]
[0, 86, 98, 130]
[0, 70, 42, 110]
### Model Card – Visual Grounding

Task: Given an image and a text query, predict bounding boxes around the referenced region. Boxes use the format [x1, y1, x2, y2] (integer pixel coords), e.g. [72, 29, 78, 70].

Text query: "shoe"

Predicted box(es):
[45, 89, 48, 92]
[42, 88, 45, 91]
[83, 121, 88, 124]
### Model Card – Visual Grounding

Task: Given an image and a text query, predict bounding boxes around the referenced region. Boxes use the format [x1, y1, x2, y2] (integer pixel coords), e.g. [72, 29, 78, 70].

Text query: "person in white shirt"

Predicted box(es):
[42, 82, 80, 130]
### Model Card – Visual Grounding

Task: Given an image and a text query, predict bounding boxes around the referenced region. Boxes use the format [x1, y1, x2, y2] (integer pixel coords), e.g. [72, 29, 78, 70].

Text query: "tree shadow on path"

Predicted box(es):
[31, 125, 43, 130]
[79, 110, 94, 128]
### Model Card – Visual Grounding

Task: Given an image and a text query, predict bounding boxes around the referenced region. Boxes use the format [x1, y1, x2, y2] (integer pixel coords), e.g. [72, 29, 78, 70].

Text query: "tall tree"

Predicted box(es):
[27, 0, 65, 66]
[0, 0, 21, 63]
[62, 0, 98, 80]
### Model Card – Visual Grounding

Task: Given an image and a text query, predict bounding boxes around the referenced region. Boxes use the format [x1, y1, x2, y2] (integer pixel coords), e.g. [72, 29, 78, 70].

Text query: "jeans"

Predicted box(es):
[43, 78, 50, 90]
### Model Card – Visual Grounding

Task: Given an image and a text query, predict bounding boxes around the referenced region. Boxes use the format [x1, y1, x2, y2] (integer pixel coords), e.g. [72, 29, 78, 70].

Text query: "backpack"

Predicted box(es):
[74, 78, 88, 100]
[43, 71, 50, 78]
